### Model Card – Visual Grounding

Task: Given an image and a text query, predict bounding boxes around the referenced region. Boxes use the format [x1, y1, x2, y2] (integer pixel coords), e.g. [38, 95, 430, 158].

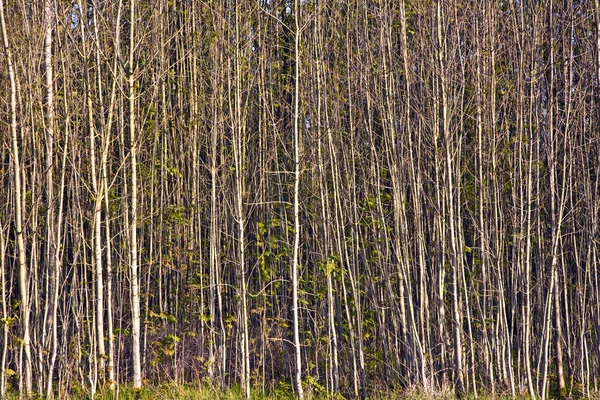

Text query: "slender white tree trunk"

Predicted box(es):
[43, 1, 62, 397]
[103, 1, 123, 388]
[0, 222, 7, 398]
[292, 1, 304, 397]
[231, 4, 250, 395]
[0, 0, 32, 395]
[436, 2, 464, 396]
[128, 0, 142, 390]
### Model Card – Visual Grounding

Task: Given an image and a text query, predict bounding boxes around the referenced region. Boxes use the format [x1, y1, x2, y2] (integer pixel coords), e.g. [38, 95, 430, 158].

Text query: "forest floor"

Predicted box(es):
[7, 385, 546, 400]
[2, 382, 587, 399]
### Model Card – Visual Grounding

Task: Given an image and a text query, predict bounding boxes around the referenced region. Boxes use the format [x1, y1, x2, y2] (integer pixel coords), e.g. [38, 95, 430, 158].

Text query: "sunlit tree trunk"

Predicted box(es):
[102, 1, 123, 388]
[128, 0, 142, 390]
[0, 221, 7, 397]
[43, 1, 63, 396]
[314, 12, 339, 393]
[229, 2, 250, 395]
[436, 1, 464, 396]
[0, 0, 32, 394]
[292, 1, 304, 398]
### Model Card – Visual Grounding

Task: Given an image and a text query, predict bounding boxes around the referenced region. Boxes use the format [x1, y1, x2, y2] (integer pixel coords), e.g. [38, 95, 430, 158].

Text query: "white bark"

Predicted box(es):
[0, 0, 32, 395]
[292, 1, 304, 398]
[231, 3, 250, 396]
[128, 0, 142, 389]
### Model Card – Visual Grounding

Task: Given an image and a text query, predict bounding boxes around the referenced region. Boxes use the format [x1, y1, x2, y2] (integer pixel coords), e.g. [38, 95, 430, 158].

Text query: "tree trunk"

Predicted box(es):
[128, 0, 142, 390]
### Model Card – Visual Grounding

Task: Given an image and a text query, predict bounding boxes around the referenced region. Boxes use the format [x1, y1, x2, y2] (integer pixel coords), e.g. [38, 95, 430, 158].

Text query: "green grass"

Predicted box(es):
[2, 383, 595, 400]
[61, 386, 531, 400]
[53, 382, 298, 400]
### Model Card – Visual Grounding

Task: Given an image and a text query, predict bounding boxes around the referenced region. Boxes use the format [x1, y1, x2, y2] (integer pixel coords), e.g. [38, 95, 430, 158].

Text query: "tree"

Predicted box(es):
[0, 0, 32, 394]
[128, 0, 142, 390]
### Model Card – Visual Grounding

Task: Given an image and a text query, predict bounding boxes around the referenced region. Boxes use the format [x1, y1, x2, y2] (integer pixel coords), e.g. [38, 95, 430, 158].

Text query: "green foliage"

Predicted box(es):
[272, 381, 293, 398]
[149, 333, 180, 365]
[43, 383, 545, 400]
[256, 218, 290, 285]
[94, 384, 210, 400]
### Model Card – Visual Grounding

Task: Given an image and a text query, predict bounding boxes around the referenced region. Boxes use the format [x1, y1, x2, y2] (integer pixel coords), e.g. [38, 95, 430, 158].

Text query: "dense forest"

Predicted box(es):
[0, 0, 599, 398]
